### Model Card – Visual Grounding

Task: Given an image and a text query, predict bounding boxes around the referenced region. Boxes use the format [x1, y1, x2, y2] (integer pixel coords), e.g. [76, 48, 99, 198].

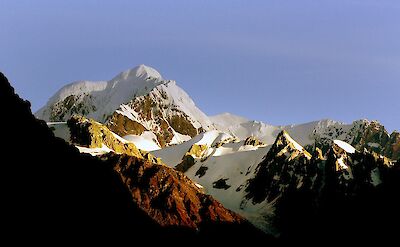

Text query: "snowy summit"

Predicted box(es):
[116, 64, 163, 81]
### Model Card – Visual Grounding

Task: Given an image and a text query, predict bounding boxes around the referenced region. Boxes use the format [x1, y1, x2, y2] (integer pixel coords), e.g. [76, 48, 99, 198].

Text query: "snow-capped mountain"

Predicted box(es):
[36, 65, 214, 147]
[209, 115, 400, 160]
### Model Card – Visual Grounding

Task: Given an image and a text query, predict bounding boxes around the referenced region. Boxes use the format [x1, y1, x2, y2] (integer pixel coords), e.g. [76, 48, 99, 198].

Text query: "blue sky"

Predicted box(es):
[1, 0, 399, 131]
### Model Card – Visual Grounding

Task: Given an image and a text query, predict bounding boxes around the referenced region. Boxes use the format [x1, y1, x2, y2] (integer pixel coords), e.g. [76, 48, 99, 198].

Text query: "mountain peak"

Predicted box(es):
[276, 130, 307, 153]
[210, 112, 249, 129]
[117, 64, 163, 81]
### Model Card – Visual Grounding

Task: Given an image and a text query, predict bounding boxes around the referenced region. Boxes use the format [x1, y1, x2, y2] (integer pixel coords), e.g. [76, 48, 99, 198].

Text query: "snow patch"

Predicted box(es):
[170, 130, 192, 145]
[123, 134, 160, 151]
[283, 131, 308, 155]
[334, 140, 356, 153]
[195, 183, 204, 189]
[195, 130, 221, 146]
[76, 144, 113, 156]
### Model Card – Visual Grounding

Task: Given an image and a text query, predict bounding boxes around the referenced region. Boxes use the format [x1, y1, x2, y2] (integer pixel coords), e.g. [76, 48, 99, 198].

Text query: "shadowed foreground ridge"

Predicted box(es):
[0, 72, 271, 244]
[0, 72, 155, 242]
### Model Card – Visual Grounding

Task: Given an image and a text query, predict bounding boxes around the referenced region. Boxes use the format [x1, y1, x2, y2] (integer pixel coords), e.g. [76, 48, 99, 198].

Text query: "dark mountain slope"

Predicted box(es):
[0, 72, 161, 243]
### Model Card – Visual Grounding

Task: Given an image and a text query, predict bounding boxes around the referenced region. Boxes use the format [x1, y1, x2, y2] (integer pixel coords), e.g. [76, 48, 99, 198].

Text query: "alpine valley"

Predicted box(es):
[3, 65, 400, 244]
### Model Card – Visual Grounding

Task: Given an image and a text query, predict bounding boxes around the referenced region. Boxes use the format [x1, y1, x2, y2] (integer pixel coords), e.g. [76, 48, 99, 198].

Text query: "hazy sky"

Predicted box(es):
[1, 0, 399, 131]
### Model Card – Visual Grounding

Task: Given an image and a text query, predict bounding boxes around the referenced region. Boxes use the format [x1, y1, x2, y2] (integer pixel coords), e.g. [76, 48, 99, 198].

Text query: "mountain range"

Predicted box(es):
[37, 65, 400, 160]
[3, 65, 400, 244]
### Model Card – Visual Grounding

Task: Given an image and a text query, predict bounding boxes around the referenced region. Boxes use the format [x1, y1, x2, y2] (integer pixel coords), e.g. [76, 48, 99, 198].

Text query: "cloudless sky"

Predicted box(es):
[1, 0, 399, 131]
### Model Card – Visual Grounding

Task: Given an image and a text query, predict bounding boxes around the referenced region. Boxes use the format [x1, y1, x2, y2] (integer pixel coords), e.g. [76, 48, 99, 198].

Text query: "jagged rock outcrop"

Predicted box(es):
[245, 131, 314, 204]
[105, 87, 206, 147]
[67, 115, 143, 157]
[244, 136, 265, 146]
[324, 139, 393, 195]
[106, 113, 147, 137]
[311, 119, 400, 160]
[347, 120, 398, 159]
[175, 144, 209, 173]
